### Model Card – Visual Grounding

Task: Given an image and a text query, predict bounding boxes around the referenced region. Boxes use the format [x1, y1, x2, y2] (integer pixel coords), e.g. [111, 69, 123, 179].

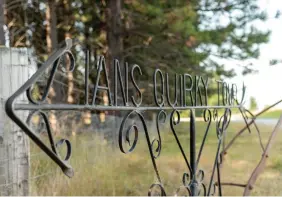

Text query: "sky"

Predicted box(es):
[224, 0, 282, 110]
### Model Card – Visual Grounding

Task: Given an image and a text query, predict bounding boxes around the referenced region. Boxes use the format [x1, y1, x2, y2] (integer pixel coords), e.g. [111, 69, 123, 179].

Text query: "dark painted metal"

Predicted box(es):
[190, 110, 197, 196]
[5, 39, 252, 196]
[5, 39, 74, 177]
[14, 104, 242, 111]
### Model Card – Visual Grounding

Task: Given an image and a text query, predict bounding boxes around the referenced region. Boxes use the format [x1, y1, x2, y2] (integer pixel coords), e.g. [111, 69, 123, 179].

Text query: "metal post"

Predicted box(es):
[0, 48, 36, 195]
[0, 0, 5, 46]
[190, 110, 197, 196]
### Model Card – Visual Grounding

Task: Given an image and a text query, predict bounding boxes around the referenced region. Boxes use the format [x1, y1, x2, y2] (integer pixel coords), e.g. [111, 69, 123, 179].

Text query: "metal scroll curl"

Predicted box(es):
[175, 172, 192, 196]
[26, 111, 72, 162]
[174, 169, 208, 196]
[197, 109, 212, 166]
[5, 39, 74, 177]
[196, 169, 206, 196]
[118, 110, 166, 196]
[170, 110, 192, 176]
[170, 110, 209, 197]
[27, 47, 75, 104]
[151, 110, 166, 159]
[207, 108, 232, 196]
[148, 183, 167, 196]
[170, 108, 232, 197]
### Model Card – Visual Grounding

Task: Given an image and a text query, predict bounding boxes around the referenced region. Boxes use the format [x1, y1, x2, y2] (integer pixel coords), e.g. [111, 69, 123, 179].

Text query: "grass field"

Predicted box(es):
[259, 110, 282, 119]
[29, 119, 282, 196]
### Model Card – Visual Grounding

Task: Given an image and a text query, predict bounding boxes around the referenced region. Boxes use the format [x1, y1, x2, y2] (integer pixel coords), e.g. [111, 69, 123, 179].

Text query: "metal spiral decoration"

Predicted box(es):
[197, 109, 212, 166]
[3, 37, 249, 195]
[210, 182, 217, 196]
[118, 110, 139, 154]
[175, 172, 192, 196]
[170, 110, 192, 176]
[175, 169, 207, 196]
[196, 169, 206, 196]
[5, 39, 75, 178]
[151, 110, 167, 159]
[118, 110, 166, 195]
[207, 108, 232, 196]
[26, 110, 72, 162]
[216, 108, 232, 139]
[148, 183, 167, 196]
[27, 50, 75, 104]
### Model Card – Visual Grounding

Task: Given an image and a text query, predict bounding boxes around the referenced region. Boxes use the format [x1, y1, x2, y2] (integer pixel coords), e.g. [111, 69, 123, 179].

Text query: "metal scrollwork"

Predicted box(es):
[197, 109, 212, 166]
[175, 172, 192, 196]
[151, 110, 166, 159]
[117, 108, 232, 196]
[175, 185, 192, 197]
[26, 111, 72, 162]
[27, 48, 75, 104]
[148, 183, 167, 196]
[4, 37, 252, 196]
[5, 39, 74, 177]
[170, 110, 192, 176]
[175, 169, 207, 197]
[119, 110, 165, 195]
[216, 108, 231, 139]
[118, 111, 139, 154]
[55, 139, 72, 162]
[210, 182, 217, 196]
[196, 169, 206, 196]
[207, 108, 232, 196]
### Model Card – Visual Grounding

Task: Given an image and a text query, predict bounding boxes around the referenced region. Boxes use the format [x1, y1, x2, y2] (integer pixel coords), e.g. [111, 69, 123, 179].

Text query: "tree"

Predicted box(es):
[2, 0, 274, 107]
[46, 0, 58, 53]
[121, 0, 270, 104]
[250, 96, 258, 110]
[124, 0, 269, 72]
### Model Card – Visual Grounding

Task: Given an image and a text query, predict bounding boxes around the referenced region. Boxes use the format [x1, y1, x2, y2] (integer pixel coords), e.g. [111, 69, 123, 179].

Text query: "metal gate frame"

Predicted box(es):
[5, 39, 281, 196]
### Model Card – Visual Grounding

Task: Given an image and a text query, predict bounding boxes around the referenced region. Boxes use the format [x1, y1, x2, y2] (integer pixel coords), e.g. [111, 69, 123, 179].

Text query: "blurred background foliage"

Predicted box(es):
[0, 0, 274, 107]
[1, 1, 282, 195]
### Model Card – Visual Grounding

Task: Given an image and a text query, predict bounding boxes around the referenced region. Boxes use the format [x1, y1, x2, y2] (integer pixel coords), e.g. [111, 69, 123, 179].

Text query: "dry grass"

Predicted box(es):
[29, 120, 282, 196]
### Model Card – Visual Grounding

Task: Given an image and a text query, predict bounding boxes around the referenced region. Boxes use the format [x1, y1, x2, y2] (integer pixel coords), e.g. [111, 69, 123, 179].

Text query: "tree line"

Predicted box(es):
[0, 0, 274, 107]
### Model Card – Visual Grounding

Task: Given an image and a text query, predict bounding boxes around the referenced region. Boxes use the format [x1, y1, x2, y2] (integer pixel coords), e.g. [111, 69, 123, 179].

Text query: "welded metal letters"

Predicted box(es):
[5, 39, 247, 196]
[92, 55, 245, 108]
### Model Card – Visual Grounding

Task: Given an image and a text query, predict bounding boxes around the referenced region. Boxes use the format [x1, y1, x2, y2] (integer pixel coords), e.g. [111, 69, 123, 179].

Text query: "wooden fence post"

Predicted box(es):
[0, 47, 36, 195]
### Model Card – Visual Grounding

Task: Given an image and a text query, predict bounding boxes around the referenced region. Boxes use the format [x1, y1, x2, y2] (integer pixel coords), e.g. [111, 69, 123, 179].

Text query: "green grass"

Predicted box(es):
[259, 110, 282, 119]
[29, 121, 282, 196]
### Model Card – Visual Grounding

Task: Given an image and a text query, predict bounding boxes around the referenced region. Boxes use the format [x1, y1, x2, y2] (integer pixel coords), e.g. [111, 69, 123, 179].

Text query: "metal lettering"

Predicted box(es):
[166, 73, 178, 107]
[131, 64, 143, 107]
[183, 74, 194, 106]
[92, 56, 112, 106]
[154, 69, 165, 107]
[114, 59, 128, 106]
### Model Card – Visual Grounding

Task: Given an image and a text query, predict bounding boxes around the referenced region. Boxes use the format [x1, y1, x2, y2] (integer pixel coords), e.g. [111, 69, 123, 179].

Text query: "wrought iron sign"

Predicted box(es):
[5, 39, 248, 196]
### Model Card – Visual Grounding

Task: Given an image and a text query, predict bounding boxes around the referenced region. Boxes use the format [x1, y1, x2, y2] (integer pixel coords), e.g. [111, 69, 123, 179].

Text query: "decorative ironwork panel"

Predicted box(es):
[5, 39, 249, 196]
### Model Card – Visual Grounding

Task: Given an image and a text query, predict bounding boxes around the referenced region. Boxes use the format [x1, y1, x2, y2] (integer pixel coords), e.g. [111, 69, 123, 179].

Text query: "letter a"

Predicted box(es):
[92, 56, 112, 106]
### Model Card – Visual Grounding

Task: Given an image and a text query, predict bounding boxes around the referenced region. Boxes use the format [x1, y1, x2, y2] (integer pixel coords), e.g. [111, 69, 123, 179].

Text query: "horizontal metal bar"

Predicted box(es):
[216, 182, 247, 188]
[14, 103, 242, 111]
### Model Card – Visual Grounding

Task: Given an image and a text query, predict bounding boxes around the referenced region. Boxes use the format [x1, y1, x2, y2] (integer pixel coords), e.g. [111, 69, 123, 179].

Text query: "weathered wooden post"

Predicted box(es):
[0, 48, 36, 195]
